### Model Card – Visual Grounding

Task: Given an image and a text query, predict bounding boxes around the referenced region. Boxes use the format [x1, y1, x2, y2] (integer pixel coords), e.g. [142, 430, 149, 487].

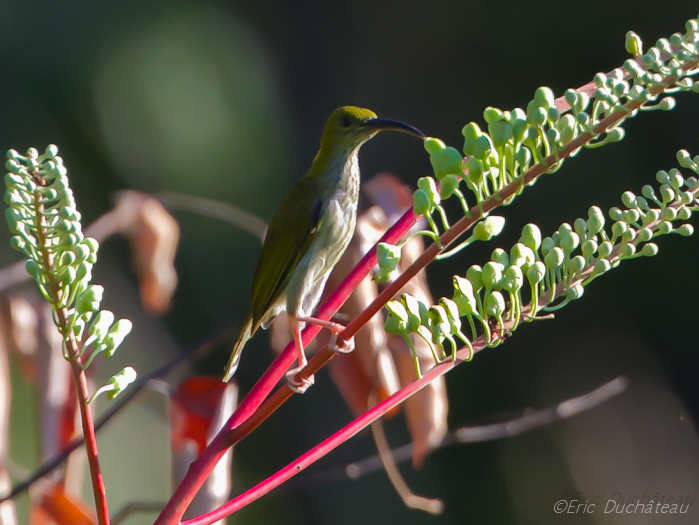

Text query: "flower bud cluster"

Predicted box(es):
[410, 16, 699, 257]
[386, 150, 699, 377]
[4, 146, 135, 402]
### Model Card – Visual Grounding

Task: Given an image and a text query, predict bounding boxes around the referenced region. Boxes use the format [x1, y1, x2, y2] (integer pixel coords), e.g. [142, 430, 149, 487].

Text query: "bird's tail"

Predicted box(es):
[223, 314, 255, 382]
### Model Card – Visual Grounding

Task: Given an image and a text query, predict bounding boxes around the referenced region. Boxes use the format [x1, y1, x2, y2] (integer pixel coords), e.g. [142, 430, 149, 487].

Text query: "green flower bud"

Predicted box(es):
[547, 106, 560, 123]
[10, 235, 27, 254]
[439, 297, 461, 326]
[544, 247, 564, 269]
[428, 305, 451, 341]
[526, 261, 546, 284]
[617, 242, 635, 257]
[656, 221, 673, 235]
[587, 206, 605, 235]
[474, 216, 506, 241]
[534, 86, 555, 109]
[621, 191, 636, 209]
[566, 284, 584, 301]
[76, 285, 104, 314]
[622, 209, 640, 224]
[424, 137, 446, 156]
[485, 291, 505, 317]
[503, 265, 524, 292]
[4, 208, 20, 234]
[482, 261, 504, 289]
[439, 175, 459, 200]
[677, 149, 693, 168]
[510, 243, 535, 268]
[453, 278, 477, 316]
[85, 310, 115, 347]
[465, 156, 483, 184]
[483, 106, 503, 124]
[637, 228, 653, 242]
[432, 147, 463, 179]
[581, 239, 598, 260]
[668, 169, 684, 190]
[609, 207, 623, 222]
[656, 170, 671, 186]
[598, 241, 614, 258]
[489, 117, 514, 148]
[491, 248, 509, 267]
[625, 31, 643, 57]
[462, 122, 483, 156]
[514, 146, 531, 167]
[658, 97, 676, 111]
[621, 228, 636, 243]
[60, 250, 77, 267]
[399, 293, 423, 331]
[25, 260, 42, 279]
[611, 221, 628, 239]
[639, 243, 658, 257]
[520, 223, 542, 252]
[467, 265, 483, 291]
[557, 114, 576, 144]
[527, 106, 547, 127]
[106, 366, 137, 400]
[385, 301, 409, 334]
[643, 209, 660, 226]
[678, 207, 692, 220]
[541, 237, 555, 257]
[470, 136, 492, 160]
[413, 189, 432, 215]
[677, 224, 694, 236]
[560, 232, 580, 254]
[573, 218, 588, 240]
[103, 319, 133, 357]
[564, 255, 583, 274]
[660, 207, 677, 221]
[592, 258, 611, 276]
[417, 177, 440, 206]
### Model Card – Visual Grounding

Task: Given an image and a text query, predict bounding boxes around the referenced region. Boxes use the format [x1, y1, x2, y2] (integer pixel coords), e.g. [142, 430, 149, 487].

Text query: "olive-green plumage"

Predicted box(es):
[224, 106, 423, 384]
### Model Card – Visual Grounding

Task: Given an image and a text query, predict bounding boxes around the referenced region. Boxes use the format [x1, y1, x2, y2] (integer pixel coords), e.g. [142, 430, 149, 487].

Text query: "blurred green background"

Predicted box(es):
[1, 1, 699, 524]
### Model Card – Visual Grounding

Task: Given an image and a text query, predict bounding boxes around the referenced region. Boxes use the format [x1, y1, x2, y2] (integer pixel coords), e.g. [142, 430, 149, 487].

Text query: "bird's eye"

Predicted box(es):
[340, 115, 352, 128]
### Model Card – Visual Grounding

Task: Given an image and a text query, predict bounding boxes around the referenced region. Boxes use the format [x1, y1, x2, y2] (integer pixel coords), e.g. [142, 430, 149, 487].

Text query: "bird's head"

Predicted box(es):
[320, 106, 424, 154]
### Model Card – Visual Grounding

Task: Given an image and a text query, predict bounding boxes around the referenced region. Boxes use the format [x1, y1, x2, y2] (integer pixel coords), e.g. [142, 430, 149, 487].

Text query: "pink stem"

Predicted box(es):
[154, 210, 418, 525]
[183, 338, 473, 525]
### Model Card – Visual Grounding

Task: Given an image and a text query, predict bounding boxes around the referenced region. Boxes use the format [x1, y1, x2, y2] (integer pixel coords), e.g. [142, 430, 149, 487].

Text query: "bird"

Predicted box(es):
[224, 106, 424, 392]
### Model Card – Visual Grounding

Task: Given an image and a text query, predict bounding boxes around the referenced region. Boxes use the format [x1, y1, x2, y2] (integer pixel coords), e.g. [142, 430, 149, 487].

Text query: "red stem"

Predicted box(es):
[32, 188, 110, 525]
[184, 340, 474, 525]
[154, 210, 419, 525]
[68, 358, 110, 525]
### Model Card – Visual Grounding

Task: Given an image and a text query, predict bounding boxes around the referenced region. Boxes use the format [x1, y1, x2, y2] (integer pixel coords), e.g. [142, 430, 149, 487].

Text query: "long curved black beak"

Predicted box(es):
[362, 117, 425, 139]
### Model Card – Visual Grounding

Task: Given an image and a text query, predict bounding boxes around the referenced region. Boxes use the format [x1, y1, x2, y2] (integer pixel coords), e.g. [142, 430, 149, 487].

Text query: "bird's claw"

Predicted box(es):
[286, 367, 315, 394]
[328, 332, 355, 354]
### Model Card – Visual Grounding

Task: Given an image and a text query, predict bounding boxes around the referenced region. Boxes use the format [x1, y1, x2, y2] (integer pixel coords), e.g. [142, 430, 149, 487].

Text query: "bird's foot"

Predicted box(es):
[295, 316, 354, 354]
[286, 366, 315, 394]
[328, 332, 355, 354]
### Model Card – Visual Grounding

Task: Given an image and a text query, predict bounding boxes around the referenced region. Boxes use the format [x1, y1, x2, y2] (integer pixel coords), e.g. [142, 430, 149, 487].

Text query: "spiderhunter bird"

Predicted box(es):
[224, 106, 425, 392]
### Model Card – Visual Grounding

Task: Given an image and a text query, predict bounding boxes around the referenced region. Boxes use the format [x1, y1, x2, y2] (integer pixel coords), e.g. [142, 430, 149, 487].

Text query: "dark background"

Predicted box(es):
[1, 1, 699, 524]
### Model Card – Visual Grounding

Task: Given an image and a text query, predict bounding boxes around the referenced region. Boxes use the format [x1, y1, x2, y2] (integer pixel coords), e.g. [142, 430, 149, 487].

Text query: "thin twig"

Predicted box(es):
[347, 376, 629, 479]
[370, 417, 444, 515]
[154, 191, 267, 241]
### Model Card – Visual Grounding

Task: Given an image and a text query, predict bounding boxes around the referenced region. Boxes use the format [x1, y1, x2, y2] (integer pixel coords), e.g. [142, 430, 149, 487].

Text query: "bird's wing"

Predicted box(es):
[249, 177, 323, 327]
